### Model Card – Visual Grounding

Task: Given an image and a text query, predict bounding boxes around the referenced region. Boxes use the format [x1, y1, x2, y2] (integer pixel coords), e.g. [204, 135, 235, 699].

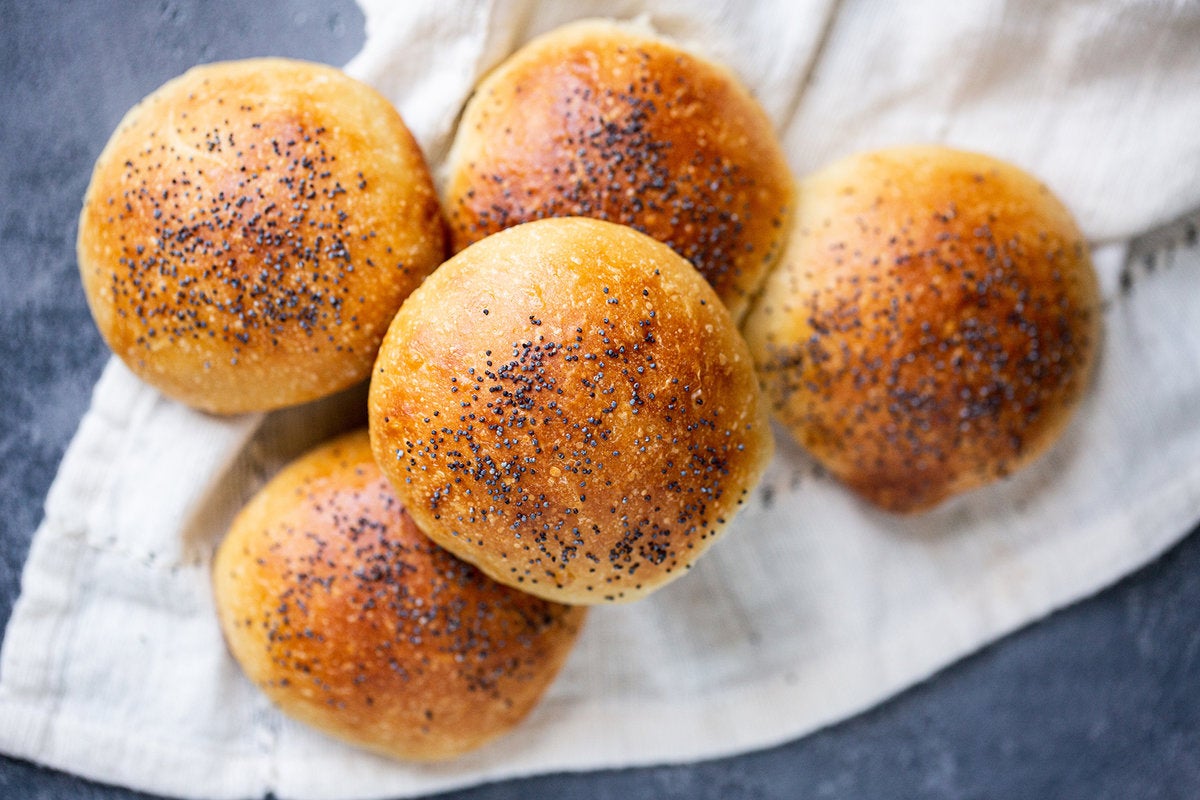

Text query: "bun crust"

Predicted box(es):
[368, 217, 774, 604]
[743, 145, 1101, 512]
[444, 19, 794, 321]
[78, 58, 446, 414]
[213, 429, 585, 761]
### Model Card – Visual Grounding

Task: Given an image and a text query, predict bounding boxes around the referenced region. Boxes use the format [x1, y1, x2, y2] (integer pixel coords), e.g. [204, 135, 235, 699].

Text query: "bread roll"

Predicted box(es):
[443, 18, 794, 321]
[78, 58, 446, 414]
[743, 145, 1101, 512]
[213, 429, 585, 761]
[368, 217, 773, 604]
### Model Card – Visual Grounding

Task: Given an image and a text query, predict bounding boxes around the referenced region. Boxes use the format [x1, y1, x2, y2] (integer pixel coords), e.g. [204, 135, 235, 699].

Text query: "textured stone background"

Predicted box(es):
[1, 2, 1197, 798]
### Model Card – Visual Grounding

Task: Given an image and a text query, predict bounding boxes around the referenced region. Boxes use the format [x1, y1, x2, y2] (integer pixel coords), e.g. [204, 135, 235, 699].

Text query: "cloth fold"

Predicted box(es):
[3, 1, 1200, 798]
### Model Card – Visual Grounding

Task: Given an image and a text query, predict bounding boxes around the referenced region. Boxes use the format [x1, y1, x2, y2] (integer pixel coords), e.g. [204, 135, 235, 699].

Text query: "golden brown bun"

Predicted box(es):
[368, 217, 773, 604]
[743, 145, 1102, 513]
[78, 58, 446, 414]
[213, 429, 585, 761]
[444, 18, 794, 321]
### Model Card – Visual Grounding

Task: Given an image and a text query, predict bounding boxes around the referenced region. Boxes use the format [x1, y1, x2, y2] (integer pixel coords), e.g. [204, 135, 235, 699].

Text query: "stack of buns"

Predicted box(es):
[77, 17, 1100, 763]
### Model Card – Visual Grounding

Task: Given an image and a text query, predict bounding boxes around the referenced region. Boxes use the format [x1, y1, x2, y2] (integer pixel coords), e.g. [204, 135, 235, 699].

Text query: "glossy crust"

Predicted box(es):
[213, 429, 585, 761]
[743, 145, 1101, 513]
[78, 58, 446, 414]
[444, 18, 794, 321]
[368, 217, 774, 604]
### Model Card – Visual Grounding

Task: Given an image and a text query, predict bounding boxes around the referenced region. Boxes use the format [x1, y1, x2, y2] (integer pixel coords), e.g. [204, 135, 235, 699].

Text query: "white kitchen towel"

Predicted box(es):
[2, 1, 1200, 799]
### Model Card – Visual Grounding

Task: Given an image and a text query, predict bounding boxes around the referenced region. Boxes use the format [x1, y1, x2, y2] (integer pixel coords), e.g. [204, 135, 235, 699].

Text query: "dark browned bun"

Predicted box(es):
[212, 429, 585, 762]
[78, 58, 446, 414]
[743, 145, 1102, 513]
[443, 18, 794, 321]
[368, 217, 774, 604]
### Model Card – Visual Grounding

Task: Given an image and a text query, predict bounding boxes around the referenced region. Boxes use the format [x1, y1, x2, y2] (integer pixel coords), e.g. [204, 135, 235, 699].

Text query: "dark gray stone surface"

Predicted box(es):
[1, 2, 1197, 798]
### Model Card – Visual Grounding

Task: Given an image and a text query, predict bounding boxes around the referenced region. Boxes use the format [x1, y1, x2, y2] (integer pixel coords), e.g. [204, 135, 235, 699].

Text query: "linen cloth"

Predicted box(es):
[2, 1, 1199, 798]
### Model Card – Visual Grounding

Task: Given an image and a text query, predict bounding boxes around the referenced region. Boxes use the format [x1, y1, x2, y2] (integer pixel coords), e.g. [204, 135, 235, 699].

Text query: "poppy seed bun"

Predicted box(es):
[78, 58, 446, 414]
[743, 145, 1102, 513]
[444, 18, 794, 321]
[212, 429, 585, 761]
[368, 217, 774, 604]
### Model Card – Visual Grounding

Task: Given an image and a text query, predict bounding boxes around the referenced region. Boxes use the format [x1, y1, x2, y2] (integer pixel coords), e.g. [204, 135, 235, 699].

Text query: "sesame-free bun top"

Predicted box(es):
[78, 58, 446, 414]
[743, 145, 1102, 513]
[444, 18, 794, 321]
[368, 217, 774, 604]
[212, 429, 585, 761]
